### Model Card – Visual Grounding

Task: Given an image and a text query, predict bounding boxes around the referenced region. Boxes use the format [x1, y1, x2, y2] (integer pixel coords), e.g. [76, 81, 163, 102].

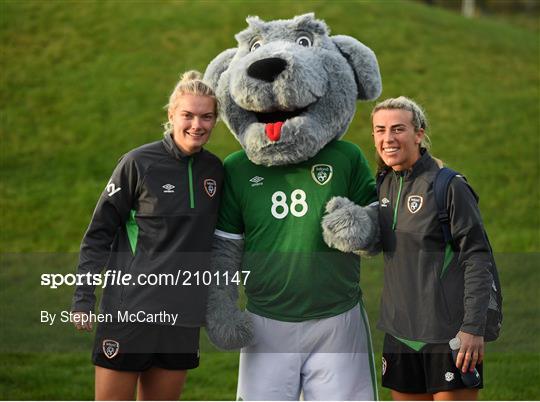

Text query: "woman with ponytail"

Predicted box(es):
[372, 97, 493, 401]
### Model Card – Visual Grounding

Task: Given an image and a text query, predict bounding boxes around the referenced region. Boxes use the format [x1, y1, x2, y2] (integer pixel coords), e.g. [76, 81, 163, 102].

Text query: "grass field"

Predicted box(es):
[1, 0, 539, 400]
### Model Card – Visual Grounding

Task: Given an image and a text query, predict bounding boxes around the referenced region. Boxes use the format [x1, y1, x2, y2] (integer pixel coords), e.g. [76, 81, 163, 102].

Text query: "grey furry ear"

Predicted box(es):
[332, 35, 382, 100]
[204, 48, 237, 90]
[246, 15, 265, 27]
[293, 13, 328, 35]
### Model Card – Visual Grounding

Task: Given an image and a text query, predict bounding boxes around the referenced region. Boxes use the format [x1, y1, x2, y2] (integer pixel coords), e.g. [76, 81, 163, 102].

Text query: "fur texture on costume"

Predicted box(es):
[205, 237, 254, 349]
[204, 13, 382, 350]
[322, 199, 381, 256]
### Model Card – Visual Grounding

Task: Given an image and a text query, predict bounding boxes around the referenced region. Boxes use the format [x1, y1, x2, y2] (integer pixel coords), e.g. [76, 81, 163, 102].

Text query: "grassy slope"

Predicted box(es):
[1, 0, 539, 400]
[1, 0, 538, 253]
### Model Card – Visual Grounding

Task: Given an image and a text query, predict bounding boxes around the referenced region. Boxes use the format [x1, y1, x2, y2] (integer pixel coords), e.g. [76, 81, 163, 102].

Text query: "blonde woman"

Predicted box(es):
[372, 97, 493, 401]
[71, 71, 223, 400]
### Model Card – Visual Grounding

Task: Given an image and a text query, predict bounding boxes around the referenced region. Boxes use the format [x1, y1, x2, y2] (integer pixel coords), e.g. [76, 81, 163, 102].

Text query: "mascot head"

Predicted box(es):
[204, 13, 382, 166]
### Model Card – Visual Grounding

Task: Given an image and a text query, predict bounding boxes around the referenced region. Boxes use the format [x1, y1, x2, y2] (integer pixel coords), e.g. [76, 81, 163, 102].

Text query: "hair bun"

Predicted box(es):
[163, 69, 217, 131]
[180, 70, 202, 83]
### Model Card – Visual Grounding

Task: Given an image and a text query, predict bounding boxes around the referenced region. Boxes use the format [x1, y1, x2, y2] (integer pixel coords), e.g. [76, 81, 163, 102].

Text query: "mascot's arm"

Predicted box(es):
[322, 197, 382, 256]
[205, 235, 253, 350]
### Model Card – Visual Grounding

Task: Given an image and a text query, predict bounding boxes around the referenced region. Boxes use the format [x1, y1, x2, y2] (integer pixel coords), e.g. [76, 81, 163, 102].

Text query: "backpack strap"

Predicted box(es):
[434, 167, 480, 248]
[376, 169, 389, 199]
[433, 167, 459, 248]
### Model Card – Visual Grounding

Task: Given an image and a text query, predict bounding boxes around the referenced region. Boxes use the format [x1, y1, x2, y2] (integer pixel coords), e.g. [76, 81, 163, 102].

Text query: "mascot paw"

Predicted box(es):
[322, 196, 377, 253]
[206, 290, 254, 350]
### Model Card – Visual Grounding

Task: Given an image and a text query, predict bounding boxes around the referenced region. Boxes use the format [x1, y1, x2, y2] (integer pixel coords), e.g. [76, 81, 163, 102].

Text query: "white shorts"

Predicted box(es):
[237, 303, 378, 401]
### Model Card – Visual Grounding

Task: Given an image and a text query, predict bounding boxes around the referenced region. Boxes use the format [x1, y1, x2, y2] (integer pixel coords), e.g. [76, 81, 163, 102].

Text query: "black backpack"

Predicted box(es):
[376, 167, 503, 341]
[433, 167, 503, 342]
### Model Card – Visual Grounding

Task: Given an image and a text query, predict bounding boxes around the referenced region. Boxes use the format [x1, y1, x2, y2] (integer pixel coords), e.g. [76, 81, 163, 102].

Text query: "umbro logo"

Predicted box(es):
[445, 371, 455, 382]
[381, 197, 390, 208]
[250, 176, 264, 187]
[162, 184, 175, 193]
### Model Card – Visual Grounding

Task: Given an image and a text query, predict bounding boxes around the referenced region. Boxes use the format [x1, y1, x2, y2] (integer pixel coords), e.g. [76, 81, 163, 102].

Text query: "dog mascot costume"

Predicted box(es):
[204, 13, 382, 400]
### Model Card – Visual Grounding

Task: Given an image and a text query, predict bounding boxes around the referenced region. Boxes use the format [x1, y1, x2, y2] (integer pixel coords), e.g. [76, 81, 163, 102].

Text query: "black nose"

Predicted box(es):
[247, 57, 287, 82]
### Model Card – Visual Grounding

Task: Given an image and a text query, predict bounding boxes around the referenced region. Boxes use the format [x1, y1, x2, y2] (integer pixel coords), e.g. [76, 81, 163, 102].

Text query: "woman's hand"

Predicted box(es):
[455, 330, 484, 373]
[71, 311, 93, 331]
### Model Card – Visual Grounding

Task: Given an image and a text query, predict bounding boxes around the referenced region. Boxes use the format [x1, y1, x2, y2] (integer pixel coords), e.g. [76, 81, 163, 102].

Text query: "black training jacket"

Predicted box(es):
[376, 150, 493, 343]
[72, 134, 223, 326]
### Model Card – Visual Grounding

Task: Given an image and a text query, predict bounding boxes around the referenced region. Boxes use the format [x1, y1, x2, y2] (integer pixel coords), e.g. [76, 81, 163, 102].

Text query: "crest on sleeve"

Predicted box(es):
[204, 179, 217, 198]
[407, 195, 423, 214]
[102, 339, 120, 359]
[311, 164, 333, 185]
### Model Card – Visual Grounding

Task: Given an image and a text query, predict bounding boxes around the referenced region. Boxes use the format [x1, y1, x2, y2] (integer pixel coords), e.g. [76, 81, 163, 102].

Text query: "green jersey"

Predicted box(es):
[216, 140, 376, 321]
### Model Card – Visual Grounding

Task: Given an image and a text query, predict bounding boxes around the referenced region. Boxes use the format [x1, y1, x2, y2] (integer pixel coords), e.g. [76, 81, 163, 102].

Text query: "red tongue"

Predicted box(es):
[265, 121, 284, 142]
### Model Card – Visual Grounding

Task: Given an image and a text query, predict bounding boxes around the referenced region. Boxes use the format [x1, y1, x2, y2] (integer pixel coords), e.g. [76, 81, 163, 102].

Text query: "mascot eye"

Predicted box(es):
[296, 36, 312, 47]
[250, 40, 262, 52]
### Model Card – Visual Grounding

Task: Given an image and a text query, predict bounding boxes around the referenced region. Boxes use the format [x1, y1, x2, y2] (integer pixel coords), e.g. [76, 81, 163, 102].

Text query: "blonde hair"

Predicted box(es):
[163, 70, 217, 135]
[371, 96, 442, 171]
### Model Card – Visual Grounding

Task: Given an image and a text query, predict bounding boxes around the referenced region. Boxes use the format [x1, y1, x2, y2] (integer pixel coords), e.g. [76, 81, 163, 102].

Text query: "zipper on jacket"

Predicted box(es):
[188, 157, 195, 209]
[392, 174, 403, 230]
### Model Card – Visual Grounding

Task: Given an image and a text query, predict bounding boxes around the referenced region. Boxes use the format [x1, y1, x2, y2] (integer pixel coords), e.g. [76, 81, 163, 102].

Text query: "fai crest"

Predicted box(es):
[102, 339, 119, 359]
[407, 195, 423, 214]
[311, 164, 333, 185]
[204, 179, 217, 198]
